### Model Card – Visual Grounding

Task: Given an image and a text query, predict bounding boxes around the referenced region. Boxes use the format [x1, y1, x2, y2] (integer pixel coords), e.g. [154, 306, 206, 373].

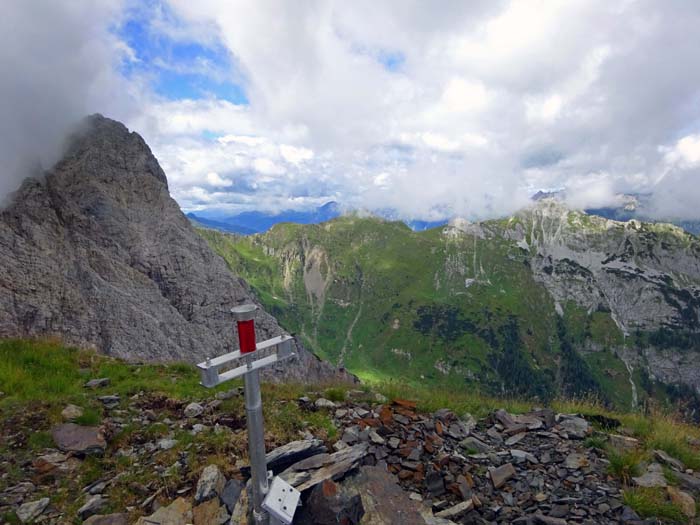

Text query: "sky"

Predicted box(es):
[2, 0, 700, 221]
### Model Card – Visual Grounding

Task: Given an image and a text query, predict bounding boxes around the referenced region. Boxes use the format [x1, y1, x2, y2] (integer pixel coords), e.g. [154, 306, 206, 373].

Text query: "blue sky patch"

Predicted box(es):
[115, 1, 248, 104]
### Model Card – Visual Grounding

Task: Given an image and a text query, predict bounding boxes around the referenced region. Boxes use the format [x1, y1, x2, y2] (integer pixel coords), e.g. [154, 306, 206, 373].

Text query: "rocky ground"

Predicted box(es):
[2, 375, 699, 525]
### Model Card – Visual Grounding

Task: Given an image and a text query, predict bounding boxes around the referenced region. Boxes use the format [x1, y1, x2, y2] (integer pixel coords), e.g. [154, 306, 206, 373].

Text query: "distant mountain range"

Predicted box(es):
[200, 200, 700, 419]
[189, 194, 700, 237]
[187, 202, 342, 234]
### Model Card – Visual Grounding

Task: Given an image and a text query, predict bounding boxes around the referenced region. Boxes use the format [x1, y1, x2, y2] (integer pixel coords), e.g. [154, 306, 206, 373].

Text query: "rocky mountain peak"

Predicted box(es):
[0, 115, 353, 383]
[59, 113, 167, 187]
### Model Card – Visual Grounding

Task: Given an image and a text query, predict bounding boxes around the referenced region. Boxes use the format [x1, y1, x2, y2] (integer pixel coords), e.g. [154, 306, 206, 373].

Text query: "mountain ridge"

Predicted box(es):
[0, 114, 353, 384]
[201, 200, 700, 418]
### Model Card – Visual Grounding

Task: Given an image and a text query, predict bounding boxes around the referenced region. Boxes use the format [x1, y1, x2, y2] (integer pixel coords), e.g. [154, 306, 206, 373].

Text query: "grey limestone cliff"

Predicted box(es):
[0, 114, 354, 383]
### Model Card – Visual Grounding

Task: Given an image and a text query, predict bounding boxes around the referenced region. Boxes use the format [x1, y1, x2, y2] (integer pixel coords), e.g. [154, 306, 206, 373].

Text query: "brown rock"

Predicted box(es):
[193, 498, 228, 525]
[490, 463, 516, 489]
[667, 486, 696, 518]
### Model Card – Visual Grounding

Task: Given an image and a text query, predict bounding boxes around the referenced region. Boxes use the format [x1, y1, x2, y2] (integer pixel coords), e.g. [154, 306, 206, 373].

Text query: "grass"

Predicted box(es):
[2, 337, 700, 524]
[606, 448, 645, 485]
[623, 488, 686, 523]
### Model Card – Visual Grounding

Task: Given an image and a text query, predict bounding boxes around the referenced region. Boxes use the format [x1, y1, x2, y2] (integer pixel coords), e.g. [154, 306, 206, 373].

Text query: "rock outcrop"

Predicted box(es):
[0, 114, 352, 383]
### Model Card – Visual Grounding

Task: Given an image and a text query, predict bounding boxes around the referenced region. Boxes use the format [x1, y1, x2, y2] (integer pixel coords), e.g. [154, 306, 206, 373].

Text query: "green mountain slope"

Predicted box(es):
[199, 201, 700, 416]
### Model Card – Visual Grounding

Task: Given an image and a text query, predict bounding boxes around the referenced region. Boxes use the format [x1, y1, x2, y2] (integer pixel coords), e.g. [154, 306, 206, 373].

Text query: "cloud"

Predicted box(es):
[148, 0, 700, 219]
[5, 1, 700, 222]
[0, 0, 137, 202]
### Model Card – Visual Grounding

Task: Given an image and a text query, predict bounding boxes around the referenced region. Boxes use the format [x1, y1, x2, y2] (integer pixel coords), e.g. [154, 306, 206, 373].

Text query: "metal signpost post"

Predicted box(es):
[198, 304, 300, 525]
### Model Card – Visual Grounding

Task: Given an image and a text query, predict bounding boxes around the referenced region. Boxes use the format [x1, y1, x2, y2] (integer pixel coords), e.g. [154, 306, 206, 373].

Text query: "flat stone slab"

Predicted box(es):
[265, 438, 327, 473]
[490, 463, 516, 489]
[51, 424, 106, 455]
[134, 497, 192, 525]
[632, 463, 667, 488]
[83, 513, 128, 525]
[280, 443, 368, 493]
[17, 498, 50, 523]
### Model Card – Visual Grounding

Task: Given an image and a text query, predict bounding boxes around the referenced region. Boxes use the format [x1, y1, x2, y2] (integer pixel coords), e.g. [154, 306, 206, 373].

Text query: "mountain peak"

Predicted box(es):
[58, 114, 168, 187]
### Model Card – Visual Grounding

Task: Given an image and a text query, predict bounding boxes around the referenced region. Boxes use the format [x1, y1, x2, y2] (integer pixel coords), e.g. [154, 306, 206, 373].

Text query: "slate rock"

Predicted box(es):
[265, 439, 327, 474]
[195, 464, 226, 503]
[134, 497, 192, 525]
[78, 495, 107, 520]
[315, 398, 337, 409]
[221, 479, 244, 513]
[184, 402, 204, 418]
[16, 498, 50, 523]
[84, 378, 111, 389]
[558, 416, 590, 439]
[51, 423, 106, 455]
[653, 449, 684, 471]
[303, 479, 365, 525]
[490, 463, 516, 489]
[83, 514, 128, 525]
[632, 463, 667, 488]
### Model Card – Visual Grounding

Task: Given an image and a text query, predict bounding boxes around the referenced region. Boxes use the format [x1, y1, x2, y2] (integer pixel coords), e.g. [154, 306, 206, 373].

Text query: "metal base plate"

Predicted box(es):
[262, 476, 300, 525]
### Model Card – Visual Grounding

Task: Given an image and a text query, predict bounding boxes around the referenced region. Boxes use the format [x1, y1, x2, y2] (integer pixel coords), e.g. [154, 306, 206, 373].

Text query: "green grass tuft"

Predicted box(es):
[623, 488, 686, 523]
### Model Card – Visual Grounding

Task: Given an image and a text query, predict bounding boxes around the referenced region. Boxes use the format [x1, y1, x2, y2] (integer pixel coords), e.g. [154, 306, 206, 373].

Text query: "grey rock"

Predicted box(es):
[0, 114, 355, 385]
[84, 378, 111, 389]
[653, 449, 685, 471]
[78, 495, 106, 520]
[98, 395, 120, 408]
[61, 404, 84, 420]
[220, 479, 243, 513]
[265, 438, 327, 473]
[632, 463, 667, 488]
[51, 423, 106, 455]
[83, 514, 128, 525]
[184, 402, 204, 418]
[460, 436, 491, 453]
[558, 416, 590, 439]
[16, 497, 49, 523]
[315, 398, 337, 409]
[194, 464, 226, 503]
[158, 438, 178, 450]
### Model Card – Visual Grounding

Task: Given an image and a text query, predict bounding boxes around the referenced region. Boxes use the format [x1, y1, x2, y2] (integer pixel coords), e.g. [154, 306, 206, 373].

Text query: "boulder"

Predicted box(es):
[51, 423, 106, 455]
[195, 464, 226, 503]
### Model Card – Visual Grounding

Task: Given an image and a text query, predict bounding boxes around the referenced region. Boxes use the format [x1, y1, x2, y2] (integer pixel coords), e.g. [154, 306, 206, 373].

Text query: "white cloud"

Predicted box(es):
[205, 171, 232, 187]
[6, 1, 700, 223]
[280, 144, 313, 165]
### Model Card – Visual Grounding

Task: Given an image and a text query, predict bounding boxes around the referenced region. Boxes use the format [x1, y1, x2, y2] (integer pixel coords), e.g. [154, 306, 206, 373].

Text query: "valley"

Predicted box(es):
[201, 203, 700, 418]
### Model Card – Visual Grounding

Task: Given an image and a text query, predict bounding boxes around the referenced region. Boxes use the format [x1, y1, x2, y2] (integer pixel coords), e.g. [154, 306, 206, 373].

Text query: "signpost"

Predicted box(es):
[197, 304, 300, 525]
